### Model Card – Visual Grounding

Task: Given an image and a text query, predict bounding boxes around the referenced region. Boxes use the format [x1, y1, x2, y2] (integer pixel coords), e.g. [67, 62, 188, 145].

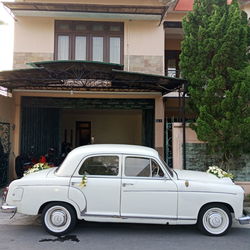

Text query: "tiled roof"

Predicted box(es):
[174, 0, 233, 12]
[174, 0, 194, 11]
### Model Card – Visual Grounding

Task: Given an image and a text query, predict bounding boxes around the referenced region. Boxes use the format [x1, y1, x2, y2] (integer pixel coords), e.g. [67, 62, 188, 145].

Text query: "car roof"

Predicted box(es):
[72, 144, 159, 157]
[56, 144, 159, 177]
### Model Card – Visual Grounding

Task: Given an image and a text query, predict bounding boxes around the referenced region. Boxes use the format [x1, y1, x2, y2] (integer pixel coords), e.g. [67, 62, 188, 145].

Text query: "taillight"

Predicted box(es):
[2, 186, 9, 203]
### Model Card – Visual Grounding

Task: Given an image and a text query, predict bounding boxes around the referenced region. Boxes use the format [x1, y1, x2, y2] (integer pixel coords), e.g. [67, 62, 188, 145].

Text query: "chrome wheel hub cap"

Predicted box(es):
[208, 213, 223, 228]
[51, 211, 67, 227]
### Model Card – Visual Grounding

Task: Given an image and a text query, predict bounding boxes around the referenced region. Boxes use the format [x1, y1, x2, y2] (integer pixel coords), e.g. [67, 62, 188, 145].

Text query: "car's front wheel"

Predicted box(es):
[42, 202, 77, 236]
[197, 204, 232, 236]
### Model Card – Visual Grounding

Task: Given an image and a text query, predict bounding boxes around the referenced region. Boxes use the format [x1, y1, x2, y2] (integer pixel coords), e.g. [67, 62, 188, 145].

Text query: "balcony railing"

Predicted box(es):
[165, 69, 181, 78]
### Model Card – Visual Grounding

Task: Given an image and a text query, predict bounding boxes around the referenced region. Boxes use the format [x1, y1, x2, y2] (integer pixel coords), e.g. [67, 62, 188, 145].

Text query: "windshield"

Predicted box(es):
[160, 157, 174, 177]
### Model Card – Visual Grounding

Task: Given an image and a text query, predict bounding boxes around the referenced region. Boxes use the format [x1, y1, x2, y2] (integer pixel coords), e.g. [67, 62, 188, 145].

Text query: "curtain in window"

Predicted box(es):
[75, 36, 87, 60]
[110, 37, 120, 64]
[58, 35, 69, 60]
[92, 37, 103, 62]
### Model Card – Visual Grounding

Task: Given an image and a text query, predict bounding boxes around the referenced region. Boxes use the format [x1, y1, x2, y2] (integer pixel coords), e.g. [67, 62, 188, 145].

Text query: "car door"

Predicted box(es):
[121, 155, 178, 219]
[69, 154, 121, 217]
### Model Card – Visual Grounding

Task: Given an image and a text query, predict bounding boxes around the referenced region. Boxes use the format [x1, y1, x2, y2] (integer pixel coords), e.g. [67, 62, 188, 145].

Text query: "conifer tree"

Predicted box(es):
[180, 0, 250, 169]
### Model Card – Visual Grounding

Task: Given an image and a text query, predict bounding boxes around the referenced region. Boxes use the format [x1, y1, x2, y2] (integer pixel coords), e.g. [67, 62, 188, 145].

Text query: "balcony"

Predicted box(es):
[165, 69, 181, 78]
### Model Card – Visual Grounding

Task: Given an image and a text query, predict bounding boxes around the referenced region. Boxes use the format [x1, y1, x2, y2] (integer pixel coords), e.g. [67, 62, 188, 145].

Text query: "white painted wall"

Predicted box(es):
[61, 109, 142, 147]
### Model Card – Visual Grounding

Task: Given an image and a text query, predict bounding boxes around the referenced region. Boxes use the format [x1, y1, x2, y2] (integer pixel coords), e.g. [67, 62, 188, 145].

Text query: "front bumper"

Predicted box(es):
[1, 204, 17, 213]
[238, 215, 250, 225]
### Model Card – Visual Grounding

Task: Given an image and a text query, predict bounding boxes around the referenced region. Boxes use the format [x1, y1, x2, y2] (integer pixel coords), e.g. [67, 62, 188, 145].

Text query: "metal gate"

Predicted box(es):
[21, 107, 60, 157]
[0, 122, 10, 187]
[165, 121, 173, 168]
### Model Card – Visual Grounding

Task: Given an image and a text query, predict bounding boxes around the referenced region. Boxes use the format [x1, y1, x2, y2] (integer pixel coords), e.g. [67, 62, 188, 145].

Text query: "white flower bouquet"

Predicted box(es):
[207, 166, 234, 179]
[24, 162, 51, 176]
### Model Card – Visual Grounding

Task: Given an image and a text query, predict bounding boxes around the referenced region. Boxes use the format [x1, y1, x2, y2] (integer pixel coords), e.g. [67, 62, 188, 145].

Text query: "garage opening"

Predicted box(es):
[20, 97, 154, 158]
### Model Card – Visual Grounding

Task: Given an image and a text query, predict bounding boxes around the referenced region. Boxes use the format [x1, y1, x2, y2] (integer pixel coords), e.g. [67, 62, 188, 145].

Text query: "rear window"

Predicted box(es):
[79, 155, 119, 176]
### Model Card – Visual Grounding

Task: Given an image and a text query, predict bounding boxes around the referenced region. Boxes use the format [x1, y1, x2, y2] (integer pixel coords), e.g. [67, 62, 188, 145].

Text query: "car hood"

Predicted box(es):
[174, 169, 233, 184]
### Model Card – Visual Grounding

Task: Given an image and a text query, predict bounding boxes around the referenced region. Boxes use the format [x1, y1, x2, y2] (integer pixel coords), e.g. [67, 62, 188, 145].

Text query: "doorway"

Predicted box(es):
[76, 121, 91, 146]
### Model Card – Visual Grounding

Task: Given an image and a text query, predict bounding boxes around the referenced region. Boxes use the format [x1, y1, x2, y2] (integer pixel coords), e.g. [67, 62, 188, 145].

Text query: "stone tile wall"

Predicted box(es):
[124, 55, 164, 75]
[185, 143, 250, 181]
[14, 53, 163, 75]
[13, 52, 53, 69]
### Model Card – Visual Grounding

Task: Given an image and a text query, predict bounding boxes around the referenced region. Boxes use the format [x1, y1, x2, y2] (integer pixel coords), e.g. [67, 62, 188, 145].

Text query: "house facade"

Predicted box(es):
[0, 0, 250, 190]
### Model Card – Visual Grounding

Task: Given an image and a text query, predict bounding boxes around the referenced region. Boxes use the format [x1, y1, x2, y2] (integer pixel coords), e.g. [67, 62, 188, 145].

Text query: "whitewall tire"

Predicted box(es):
[42, 202, 77, 236]
[197, 204, 232, 236]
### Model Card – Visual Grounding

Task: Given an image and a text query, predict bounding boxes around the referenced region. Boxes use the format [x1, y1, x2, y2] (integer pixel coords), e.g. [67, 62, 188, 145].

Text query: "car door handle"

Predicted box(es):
[71, 181, 80, 186]
[122, 183, 134, 187]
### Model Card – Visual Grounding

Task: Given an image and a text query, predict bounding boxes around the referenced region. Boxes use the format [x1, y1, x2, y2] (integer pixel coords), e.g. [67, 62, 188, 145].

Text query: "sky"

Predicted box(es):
[0, 0, 14, 71]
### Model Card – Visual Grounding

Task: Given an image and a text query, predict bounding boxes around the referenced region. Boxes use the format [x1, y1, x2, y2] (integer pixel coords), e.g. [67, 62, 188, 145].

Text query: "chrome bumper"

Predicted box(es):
[238, 215, 250, 225]
[1, 204, 17, 213]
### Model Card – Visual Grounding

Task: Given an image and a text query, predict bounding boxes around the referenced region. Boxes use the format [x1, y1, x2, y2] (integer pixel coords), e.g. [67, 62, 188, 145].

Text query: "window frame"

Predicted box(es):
[54, 20, 124, 63]
[75, 154, 121, 178]
[165, 50, 181, 78]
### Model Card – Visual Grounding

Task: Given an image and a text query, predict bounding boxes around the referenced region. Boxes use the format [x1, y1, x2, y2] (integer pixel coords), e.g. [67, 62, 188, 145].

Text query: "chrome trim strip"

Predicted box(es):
[123, 190, 176, 193]
[178, 217, 196, 221]
[83, 213, 120, 218]
[122, 190, 235, 195]
[119, 215, 195, 221]
[178, 191, 237, 195]
[73, 176, 167, 181]
[81, 176, 121, 179]
[82, 213, 196, 221]
[19, 184, 69, 187]
[122, 177, 168, 181]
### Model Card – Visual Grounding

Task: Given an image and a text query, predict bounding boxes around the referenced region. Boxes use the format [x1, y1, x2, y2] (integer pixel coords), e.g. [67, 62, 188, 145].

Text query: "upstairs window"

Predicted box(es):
[55, 21, 124, 64]
[165, 50, 181, 78]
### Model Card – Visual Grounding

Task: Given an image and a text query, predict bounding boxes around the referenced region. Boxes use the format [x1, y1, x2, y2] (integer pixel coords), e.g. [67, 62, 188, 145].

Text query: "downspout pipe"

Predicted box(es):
[182, 82, 188, 169]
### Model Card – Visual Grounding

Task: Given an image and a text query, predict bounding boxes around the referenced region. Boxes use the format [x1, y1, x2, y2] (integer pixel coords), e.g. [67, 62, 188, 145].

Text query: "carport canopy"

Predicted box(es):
[0, 60, 187, 95]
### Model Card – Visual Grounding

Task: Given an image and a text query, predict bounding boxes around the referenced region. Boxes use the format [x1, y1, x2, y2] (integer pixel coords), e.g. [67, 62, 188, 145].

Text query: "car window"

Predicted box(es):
[125, 157, 151, 177]
[125, 157, 165, 178]
[151, 160, 165, 177]
[79, 155, 119, 176]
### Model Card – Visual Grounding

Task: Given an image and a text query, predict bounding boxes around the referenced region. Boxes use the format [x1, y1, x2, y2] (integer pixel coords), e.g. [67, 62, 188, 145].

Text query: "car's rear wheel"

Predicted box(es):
[197, 204, 232, 236]
[42, 202, 77, 236]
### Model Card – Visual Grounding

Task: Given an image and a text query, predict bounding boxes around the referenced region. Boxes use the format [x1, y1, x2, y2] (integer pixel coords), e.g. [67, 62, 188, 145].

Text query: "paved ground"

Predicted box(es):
[1, 188, 250, 250]
[0, 221, 250, 250]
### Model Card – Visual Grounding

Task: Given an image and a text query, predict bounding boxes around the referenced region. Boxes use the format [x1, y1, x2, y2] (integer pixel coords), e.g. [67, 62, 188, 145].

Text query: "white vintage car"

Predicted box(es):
[1, 144, 250, 236]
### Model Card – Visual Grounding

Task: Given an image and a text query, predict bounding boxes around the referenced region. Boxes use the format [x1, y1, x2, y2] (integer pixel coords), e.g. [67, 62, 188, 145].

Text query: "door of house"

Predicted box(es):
[76, 121, 91, 146]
